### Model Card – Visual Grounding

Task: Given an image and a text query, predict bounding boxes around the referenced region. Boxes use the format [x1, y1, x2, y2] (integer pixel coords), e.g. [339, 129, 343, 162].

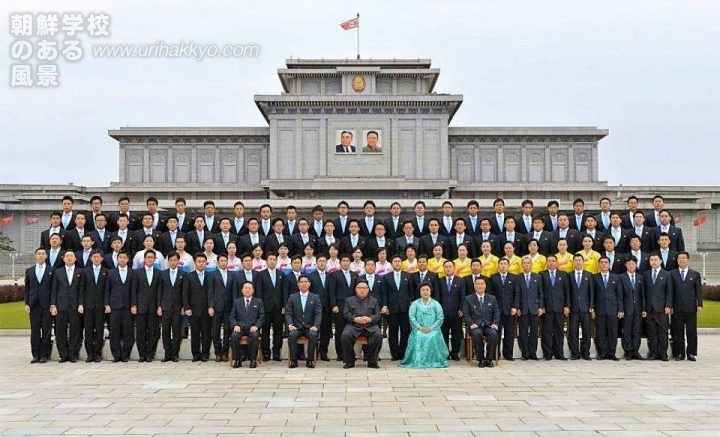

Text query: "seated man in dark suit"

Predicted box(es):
[463, 276, 501, 367]
[229, 282, 265, 368]
[285, 275, 323, 368]
[340, 280, 383, 369]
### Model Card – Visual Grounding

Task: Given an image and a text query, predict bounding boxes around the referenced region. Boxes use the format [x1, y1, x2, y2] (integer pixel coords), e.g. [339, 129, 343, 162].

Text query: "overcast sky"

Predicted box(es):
[1, 0, 718, 187]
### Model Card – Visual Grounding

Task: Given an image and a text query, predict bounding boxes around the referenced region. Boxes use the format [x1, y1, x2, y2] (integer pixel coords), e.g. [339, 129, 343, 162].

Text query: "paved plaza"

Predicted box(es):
[1, 332, 719, 436]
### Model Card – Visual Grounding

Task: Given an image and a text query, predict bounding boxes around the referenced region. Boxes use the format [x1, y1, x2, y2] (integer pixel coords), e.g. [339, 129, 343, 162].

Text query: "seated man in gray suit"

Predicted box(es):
[229, 282, 265, 368]
[463, 276, 501, 367]
[285, 274, 323, 368]
[340, 280, 383, 369]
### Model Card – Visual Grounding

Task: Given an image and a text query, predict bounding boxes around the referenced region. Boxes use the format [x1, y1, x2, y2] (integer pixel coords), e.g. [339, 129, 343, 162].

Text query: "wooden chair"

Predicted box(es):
[288, 335, 319, 367]
[465, 328, 500, 367]
[227, 335, 262, 367]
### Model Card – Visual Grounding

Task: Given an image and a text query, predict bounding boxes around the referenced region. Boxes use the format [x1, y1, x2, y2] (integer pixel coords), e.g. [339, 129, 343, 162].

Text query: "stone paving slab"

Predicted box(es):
[1, 335, 719, 435]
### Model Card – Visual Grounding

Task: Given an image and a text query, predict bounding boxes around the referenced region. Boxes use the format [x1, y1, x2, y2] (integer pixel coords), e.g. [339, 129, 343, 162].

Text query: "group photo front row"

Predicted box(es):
[23, 194, 703, 369]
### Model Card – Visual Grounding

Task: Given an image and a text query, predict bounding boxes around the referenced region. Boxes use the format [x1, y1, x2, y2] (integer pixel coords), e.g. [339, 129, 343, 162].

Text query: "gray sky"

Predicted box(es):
[1, 0, 718, 187]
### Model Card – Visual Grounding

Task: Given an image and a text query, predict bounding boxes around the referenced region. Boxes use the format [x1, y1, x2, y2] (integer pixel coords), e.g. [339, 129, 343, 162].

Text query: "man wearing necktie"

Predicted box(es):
[439, 261, 465, 361]
[255, 253, 288, 362]
[285, 275, 323, 368]
[489, 259, 519, 360]
[463, 276, 501, 367]
[24, 248, 53, 363]
[620, 256, 645, 360]
[335, 130, 356, 153]
[208, 254, 236, 362]
[105, 251, 134, 362]
[229, 282, 265, 368]
[671, 252, 702, 361]
[159, 252, 185, 362]
[131, 250, 161, 363]
[517, 257, 544, 360]
[381, 256, 413, 361]
[182, 253, 214, 362]
[79, 250, 108, 362]
[47, 234, 64, 269]
[50, 251, 82, 363]
[540, 256, 570, 360]
[642, 254, 672, 361]
[329, 255, 358, 361]
[308, 255, 333, 361]
[593, 257, 623, 360]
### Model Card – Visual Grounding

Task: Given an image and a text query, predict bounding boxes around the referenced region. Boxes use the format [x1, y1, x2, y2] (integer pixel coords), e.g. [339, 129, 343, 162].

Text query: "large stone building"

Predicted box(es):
[1, 58, 719, 275]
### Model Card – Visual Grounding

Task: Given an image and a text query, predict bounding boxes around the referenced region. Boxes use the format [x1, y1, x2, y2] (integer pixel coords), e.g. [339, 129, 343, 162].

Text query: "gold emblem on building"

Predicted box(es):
[351, 74, 366, 92]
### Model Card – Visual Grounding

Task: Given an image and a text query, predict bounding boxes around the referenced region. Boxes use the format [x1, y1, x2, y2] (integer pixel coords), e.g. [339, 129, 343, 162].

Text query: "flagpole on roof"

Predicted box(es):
[356, 13, 360, 60]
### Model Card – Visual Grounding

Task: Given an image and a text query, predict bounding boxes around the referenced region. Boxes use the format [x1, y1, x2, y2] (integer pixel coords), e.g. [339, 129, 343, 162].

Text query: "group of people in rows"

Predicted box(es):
[24, 193, 703, 369]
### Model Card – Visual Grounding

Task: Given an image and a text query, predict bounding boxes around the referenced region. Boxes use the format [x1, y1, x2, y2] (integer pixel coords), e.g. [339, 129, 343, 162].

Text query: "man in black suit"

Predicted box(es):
[340, 219, 366, 257]
[229, 282, 265, 368]
[109, 213, 137, 259]
[236, 253, 257, 293]
[497, 217, 527, 258]
[554, 214, 581, 254]
[60, 195, 75, 231]
[133, 213, 162, 255]
[213, 218, 237, 256]
[357, 200, 377, 238]
[24, 248, 53, 363]
[628, 235, 651, 273]
[645, 195, 675, 228]
[411, 200, 430, 237]
[184, 216, 210, 256]
[464, 200, 481, 237]
[202, 200, 221, 234]
[463, 276, 501, 367]
[238, 218, 266, 255]
[253, 252, 288, 361]
[381, 255, 413, 361]
[158, 252, 185, 362]
[593, 257, 623, 360]
[544, 200, 560, 232]
[516, 199, 535, 235]
[438, 260, 465, 361]
[568, 254, 594, 360]
[602, 236, 627, 275]
[90, 213, 112, 254]
[50, 251, 83, 362]
[364, 222, 395, 260]
[569, 197, 587, 232]
[329, 255, 358, 361]
[157, 216, 180, 255]
[657, 233, 679, 271]
[594, 197, 613, 232]
[285, 275, 323, 368]
[489, 198, 506, 235]
[145, 196, 168, 233]
[86, 195, 104, 233]
[579, 216, 604, 253]
[382, 202, 403, 240]
[412, 255, 439, 299]
[40, 211, 65, 250]
[643, 253, 673, 361]
[476, 218, 500, 257]
[489, 258, 519, 360]
[209, 254, 237, 362]
[174, 197, 193, 233]
[540, 256, 570, 360]
[447, 218, 475, 259]
[653, 210, 685, 252]
[46, 234, 65, 270]
[340, 280, 383, 369]
[604, 212, 632, 254]
[291, 219, 317, 257]
[620, 256, 645, 360]
[264, 217, 291, 256]
[63, 212, 89, 252]
[332, 201, 352, 239]
[418, 219, 448, 258]
[131, 250, 161, 362]
[528, 217, 556, 256]
[183, 253, 214, 361]
[335, 130, 356, 153]
[79, 250, 108, 362]
[438, 201, 456, 237]
[75, 235, 95, 268]
[104, 251, 134, 362]
[257, 203, 274, 237]
[517, 257, 544, 360]
[631, 211, 656, 253]
[671, 252, 702, 361]
[308, 254, 333, 361]
[283, 205, 300, 236]
[621, 195, 640, 229]
[110, 196, 141, 232]
[230, 201, 247, 236]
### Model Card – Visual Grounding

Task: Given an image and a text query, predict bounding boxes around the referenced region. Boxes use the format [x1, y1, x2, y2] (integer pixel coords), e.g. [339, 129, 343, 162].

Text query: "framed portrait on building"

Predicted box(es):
[335, 129, 357, 154]
[361, 129, 383, 153]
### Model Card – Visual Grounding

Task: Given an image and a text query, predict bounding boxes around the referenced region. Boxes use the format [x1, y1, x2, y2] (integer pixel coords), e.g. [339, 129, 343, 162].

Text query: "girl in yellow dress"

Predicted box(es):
[555, 238, 574, 273]
[502, 241, 523, 275]
[478, 240, 499, 277]
[427, 243, 447, 279]
[576, 236, 601, 274]
[527, 239, 547, 273]
[402, 245, 420, 274]
[453, 243, 472, 278]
